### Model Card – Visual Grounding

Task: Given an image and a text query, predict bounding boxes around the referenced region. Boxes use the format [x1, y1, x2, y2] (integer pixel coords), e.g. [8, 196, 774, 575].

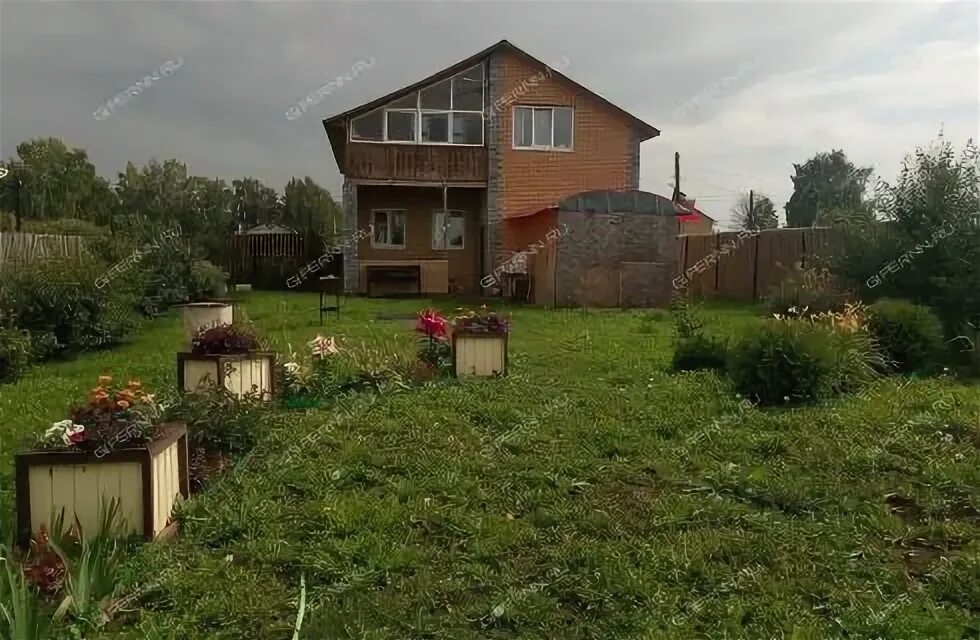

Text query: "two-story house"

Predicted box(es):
[322, 39, 659, 295]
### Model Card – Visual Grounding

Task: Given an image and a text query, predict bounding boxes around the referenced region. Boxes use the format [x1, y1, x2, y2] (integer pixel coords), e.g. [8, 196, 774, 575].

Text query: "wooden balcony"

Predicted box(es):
[345, 143, 487, 184]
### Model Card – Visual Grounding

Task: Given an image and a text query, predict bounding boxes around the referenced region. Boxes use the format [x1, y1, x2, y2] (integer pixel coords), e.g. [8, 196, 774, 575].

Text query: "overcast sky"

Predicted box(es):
[1, 1, 976, 229]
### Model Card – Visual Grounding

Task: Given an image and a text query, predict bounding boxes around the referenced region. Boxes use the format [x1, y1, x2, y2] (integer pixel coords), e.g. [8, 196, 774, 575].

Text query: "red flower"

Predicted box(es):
[415, 309, 447, 338]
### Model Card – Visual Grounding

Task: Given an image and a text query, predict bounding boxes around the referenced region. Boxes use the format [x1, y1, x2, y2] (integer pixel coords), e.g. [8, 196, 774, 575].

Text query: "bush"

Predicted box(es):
[0, 328, 31, 383]
[188, 260, 228, 301]
[165, 385, 269, 455]
[672, 334, 728, 372]
[867, 299, 945, 373]
[728, 321, 838, 405]
[830, 137, 979, 336]
[0, 257, 141, 353]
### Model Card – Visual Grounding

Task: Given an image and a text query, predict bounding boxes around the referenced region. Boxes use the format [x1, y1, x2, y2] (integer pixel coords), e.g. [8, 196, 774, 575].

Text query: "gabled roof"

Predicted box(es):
[321, 39, 660, 147]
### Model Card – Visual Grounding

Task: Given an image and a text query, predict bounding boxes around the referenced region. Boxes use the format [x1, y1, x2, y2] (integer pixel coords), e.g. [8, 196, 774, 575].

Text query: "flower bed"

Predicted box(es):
[451, 307, 509, 377]
[13, 377, 189, 546]
[177, 322, 274, 399]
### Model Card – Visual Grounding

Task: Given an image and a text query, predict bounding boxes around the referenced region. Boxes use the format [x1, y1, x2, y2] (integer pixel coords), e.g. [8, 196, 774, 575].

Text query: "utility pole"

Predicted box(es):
[672, 152, 681, 202]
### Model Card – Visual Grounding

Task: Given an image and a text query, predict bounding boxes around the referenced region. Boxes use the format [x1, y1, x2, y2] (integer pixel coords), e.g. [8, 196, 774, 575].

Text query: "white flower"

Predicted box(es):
[284, 362, 300, 374]
[308, 335, 339, 358]
[61, 423, 86, 446]
[52, 419, 73, 430]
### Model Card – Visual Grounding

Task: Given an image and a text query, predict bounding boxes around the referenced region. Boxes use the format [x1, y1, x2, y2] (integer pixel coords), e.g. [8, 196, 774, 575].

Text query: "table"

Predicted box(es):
[318, 276, 341, 325]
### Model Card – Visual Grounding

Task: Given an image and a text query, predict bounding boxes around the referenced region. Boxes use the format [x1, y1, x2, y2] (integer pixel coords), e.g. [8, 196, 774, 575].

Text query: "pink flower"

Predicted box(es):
[415, 309, 447, 338]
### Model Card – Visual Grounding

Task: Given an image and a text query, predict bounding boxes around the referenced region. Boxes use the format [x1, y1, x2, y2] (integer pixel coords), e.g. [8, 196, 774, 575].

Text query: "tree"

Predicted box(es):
[231, 177, 278, 229]
[282, 177, 342, 235]
[732, 192, 778, 230]
[830, 135, 979, 336]
[0, 138, 114, 225]
[784, 150, 873, 227]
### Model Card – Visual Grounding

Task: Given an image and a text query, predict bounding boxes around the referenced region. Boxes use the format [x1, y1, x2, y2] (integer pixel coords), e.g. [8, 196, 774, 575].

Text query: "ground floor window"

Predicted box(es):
[371, 209, 406, 248]
[432, 210, 465, 249]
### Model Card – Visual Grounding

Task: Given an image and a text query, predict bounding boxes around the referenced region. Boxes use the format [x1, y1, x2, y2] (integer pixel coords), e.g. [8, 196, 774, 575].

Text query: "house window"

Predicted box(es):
[513, 106, 573, 150]
[432, 210, 465, 250]
[371, 209, 406, 248]
[350, 64, 484, 145]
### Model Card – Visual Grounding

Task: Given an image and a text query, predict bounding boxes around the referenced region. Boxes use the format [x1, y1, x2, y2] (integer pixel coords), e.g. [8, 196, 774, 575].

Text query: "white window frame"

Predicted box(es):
[512, 106, 574, 152]
[431, 209, 465, 250]
[370, 209, 406, 249]
[349, 64, 485, 147]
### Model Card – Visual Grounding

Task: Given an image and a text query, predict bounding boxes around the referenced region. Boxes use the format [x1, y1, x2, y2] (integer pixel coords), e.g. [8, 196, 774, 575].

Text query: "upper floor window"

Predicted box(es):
[351, 64, 484, 145]
[513, 106, 573, 151]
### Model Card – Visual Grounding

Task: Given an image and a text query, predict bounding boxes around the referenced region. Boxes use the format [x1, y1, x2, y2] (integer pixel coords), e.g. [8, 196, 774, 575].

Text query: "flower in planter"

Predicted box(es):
[453, 307, 510, 334]
[44, 419, 87, 447]
[192, 322, 261, 355]
[39, 376, 163, 452]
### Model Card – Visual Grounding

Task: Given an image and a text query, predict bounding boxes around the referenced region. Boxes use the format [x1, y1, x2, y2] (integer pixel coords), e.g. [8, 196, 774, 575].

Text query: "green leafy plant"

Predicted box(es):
[728, 320, 839, 405]
[0, 257, 140, 353]
[669, 293, 706, 339]
[0, 547, 51, 640]
[187, 260, 228, 302]
[0, 327, 32, 384]
[672, 334, 728, 372]
[165, 383, 268, 456]
[867, 299, 945, 374]
[48, 500, 127, 626]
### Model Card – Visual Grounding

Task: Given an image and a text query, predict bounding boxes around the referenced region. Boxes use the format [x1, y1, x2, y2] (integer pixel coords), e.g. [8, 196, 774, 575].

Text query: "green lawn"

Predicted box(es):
[2, 293, 978, 639]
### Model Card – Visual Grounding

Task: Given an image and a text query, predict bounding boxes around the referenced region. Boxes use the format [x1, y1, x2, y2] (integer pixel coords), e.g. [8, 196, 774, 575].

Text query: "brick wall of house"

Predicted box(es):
[491, 49, 642, 254]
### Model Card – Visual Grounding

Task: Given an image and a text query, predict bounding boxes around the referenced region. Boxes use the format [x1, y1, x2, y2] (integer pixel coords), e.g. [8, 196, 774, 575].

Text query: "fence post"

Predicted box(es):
[751, 233, 761, 300]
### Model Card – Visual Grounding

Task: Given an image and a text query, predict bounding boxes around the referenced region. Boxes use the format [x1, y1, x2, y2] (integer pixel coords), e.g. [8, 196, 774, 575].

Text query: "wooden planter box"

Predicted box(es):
[177, 351, 275, 399]
[14, 423, 189, 547]
[177, 302, 234, 350]
[452, 331, 508, 377]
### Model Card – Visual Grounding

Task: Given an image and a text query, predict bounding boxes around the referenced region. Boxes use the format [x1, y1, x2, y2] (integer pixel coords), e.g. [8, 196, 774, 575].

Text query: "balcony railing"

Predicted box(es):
[346, 143, 487, 183]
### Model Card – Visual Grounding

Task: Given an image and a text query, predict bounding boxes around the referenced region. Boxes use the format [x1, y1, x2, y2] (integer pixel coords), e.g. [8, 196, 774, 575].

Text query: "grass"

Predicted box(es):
[2, 293, 979, 639]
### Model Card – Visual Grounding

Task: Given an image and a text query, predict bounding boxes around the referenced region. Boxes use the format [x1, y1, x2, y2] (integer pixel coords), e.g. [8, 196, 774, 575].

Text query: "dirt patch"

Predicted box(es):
[884, 493, 922, 523]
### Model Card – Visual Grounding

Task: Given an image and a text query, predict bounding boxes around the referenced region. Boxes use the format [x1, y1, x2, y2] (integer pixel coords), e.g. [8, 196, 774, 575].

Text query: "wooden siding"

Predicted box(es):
[16, 426, 187, 544]
[346, 143, 487, 183]
[454, 333, 507, 377]
[178, 353, 275, 400]
[357, 185, 483, 294]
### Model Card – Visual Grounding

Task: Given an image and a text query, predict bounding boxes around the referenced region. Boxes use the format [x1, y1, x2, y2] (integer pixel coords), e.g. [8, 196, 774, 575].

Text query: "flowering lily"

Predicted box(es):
[309, 335, 339, 358]
[284, 361, 301, 374]
[415, 309, 447, 339]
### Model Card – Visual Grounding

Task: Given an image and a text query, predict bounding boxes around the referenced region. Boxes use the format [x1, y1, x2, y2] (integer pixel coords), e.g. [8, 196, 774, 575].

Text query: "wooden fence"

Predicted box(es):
[0, 232, 86, 271]
[226, 233, 342, 290]
[676, 227, 844, 301]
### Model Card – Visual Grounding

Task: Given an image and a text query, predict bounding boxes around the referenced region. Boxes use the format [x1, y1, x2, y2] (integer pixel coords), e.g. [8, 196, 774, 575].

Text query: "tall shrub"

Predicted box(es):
[831, 136, 979, 338]
[867, 299, 945, 373]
